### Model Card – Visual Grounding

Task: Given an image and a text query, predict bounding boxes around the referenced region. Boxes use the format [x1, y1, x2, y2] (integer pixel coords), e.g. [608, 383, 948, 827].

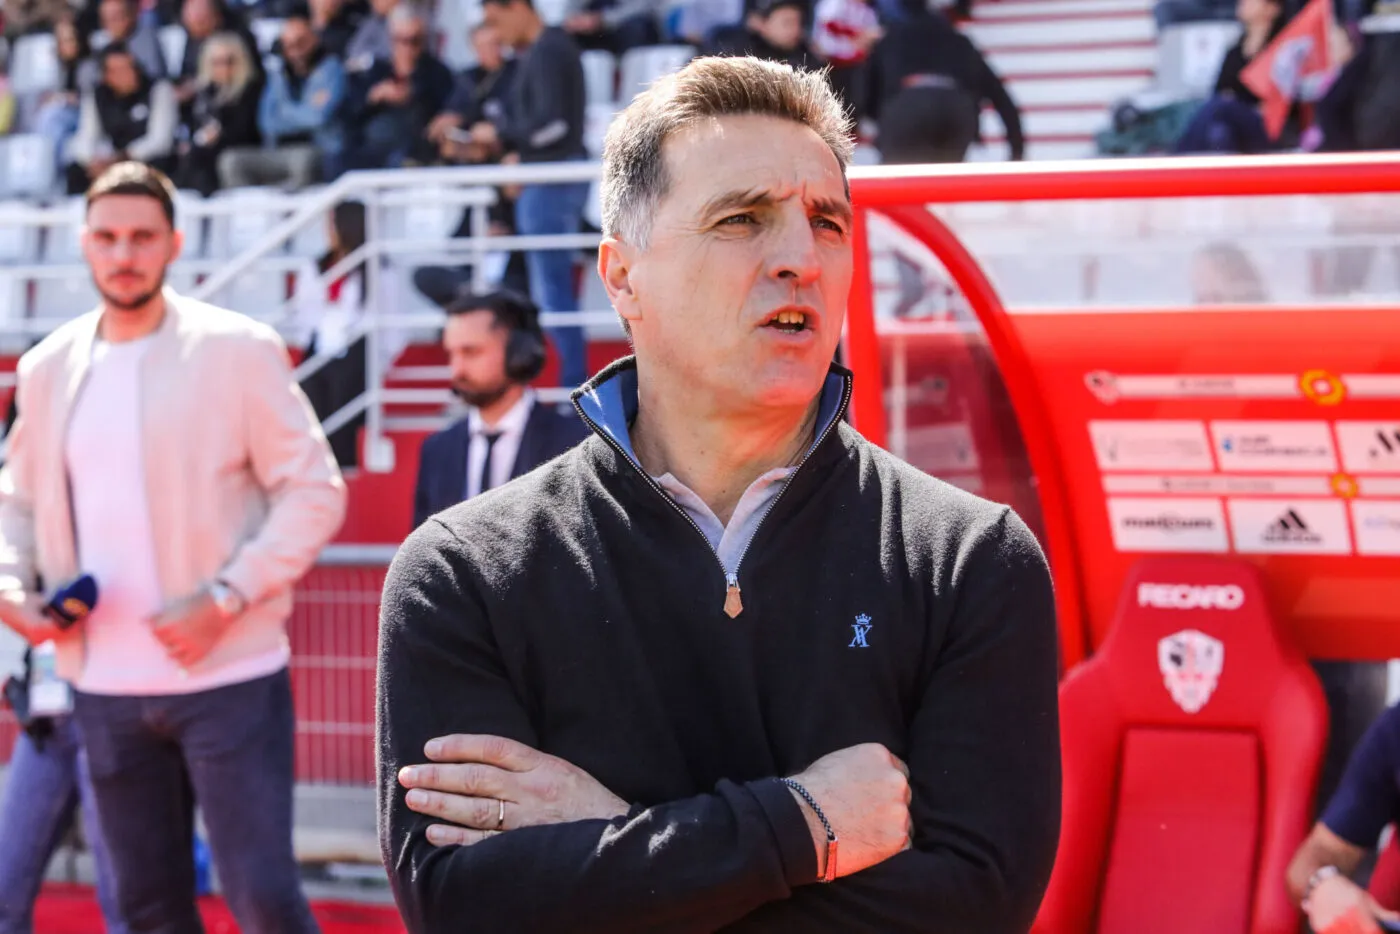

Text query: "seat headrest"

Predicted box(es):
[1094, 557, 1302, 728]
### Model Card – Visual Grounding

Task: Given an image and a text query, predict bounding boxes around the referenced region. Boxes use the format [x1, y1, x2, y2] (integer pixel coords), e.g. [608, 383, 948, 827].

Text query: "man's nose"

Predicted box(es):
[767, 215, 821, 288]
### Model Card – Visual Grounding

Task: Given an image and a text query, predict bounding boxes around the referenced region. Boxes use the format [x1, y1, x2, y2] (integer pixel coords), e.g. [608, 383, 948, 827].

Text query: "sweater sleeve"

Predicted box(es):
[723, 508, 1061, 933]
[377, 520, 820, 934]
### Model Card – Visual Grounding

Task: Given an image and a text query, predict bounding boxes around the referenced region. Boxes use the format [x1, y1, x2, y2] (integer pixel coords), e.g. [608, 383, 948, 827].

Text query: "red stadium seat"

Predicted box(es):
[1034, 557, 1327, 934]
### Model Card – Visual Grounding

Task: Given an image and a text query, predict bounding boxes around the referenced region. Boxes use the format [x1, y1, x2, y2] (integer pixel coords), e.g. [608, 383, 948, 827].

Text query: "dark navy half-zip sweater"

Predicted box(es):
[377, 358, 1061, 934]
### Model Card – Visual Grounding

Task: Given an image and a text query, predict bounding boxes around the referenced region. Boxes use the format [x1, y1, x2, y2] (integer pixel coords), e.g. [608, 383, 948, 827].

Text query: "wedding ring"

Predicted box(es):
[495, 798, 505, 831]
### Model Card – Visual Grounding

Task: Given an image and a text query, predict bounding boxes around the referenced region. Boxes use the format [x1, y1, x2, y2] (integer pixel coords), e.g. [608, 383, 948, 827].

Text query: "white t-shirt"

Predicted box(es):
[65, 337, 287, 695]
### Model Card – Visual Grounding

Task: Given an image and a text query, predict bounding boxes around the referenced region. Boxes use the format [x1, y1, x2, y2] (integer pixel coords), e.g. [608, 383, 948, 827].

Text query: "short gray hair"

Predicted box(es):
[600, 56, 854, 250]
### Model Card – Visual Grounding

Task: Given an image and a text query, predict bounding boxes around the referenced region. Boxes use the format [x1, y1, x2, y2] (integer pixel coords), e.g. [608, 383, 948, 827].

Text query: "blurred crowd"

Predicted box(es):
[0, 0, 1023, 202]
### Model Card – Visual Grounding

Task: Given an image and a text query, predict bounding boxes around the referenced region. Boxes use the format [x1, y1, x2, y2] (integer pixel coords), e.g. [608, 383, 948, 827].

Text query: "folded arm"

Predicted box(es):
[376, 519, 819, 934]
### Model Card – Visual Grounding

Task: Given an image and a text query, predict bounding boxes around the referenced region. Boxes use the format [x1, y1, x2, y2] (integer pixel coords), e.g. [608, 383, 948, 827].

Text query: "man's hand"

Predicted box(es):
[0, 591, 63, 646]
[427, 111, 462, 144]
[150, 589, 229, 668]
[369, 79, 409, 106]
[789, 743, 912, 880]
[470, 120, 499, 149]
[1307, 874, 1400, 933]
[398, 734, 629, 847]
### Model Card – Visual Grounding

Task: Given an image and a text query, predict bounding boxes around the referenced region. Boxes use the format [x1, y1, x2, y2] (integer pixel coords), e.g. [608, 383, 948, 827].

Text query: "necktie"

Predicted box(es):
[477, 431, 502, 497]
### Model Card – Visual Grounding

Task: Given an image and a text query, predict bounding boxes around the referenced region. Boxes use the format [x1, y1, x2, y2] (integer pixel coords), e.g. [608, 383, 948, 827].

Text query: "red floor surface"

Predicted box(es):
[34, 884, 406, 933]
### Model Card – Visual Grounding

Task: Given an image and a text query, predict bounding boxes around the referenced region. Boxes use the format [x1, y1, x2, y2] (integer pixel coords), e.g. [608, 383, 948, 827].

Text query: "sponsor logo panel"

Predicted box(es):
[1138, 583, 1246, 610]
[1210, 421, 1338, 473]
[1089, 420, 1214, 472]
[1335, 422, 1400, 474]
[1350, 500, 1400, 556]
[1226, 499, 1352, 555]
[1106, 498, 1229, 553]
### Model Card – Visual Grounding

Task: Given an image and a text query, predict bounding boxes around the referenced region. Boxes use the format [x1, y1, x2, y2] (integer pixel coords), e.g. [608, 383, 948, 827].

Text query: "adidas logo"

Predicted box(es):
[1371, 427, 1400, 461]
[1262, 508, 1322, 545]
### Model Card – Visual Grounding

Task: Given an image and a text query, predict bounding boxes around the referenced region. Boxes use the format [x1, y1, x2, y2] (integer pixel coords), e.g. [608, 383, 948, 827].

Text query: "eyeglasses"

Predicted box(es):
[211, 56, 236, 65]
[392, 34, 423, 46]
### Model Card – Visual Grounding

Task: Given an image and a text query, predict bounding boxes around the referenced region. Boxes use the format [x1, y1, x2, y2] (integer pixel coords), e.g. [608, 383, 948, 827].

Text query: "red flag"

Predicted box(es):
[1239, 0, 1338, 139]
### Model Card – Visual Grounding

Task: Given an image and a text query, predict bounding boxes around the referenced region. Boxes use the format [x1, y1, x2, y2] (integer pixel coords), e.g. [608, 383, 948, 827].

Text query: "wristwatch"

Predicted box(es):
[207, 580, 247, 619]
[1302, 864, 1341, 910]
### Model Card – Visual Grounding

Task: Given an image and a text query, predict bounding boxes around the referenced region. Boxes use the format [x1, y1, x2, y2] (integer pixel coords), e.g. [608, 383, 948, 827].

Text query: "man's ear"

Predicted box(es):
[598, 237, 641, 329]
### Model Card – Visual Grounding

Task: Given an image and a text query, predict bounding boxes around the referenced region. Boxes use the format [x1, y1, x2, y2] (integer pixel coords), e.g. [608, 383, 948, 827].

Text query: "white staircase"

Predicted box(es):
[963, 0, 1157, 160]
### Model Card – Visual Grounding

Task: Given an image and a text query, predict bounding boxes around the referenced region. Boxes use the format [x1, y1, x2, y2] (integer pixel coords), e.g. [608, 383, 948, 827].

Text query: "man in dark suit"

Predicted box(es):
[412, 291, 588, 527]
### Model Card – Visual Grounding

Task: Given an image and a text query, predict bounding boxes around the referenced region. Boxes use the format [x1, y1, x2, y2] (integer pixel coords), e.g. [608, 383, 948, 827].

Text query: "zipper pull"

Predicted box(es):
[723, 573, 743, 619]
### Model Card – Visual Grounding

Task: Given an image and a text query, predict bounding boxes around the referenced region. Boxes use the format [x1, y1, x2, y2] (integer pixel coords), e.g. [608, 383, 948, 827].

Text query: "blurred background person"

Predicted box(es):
[174, 32, 261, 194]
[560, 0, 663, 56]
[1172, 0, 1287, 154]
[65, 45, 177, 194]
[867, 0, 1023, 163]
[222, 11, 346, 188]
[30, 19, 99, 180]
[296, 200, 369, 469]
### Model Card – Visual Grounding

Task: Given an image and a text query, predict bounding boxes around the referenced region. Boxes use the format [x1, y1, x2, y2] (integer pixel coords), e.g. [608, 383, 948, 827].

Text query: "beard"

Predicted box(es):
[452, 378, 513, 409]
[96, 270, 165, 312]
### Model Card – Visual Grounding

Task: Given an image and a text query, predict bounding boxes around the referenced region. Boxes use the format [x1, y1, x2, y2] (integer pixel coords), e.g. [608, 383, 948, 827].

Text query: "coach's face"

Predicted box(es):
[613, 114, 852, 413]
[82, 194, 183, 312]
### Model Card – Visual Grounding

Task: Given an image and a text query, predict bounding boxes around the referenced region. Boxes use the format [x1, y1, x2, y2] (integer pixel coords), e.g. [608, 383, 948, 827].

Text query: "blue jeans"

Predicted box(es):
[73, 670, 317, 934]
[515, 179, 591, 389]
[1174, 96, 1272, 155]
[0, 717, 126, 934]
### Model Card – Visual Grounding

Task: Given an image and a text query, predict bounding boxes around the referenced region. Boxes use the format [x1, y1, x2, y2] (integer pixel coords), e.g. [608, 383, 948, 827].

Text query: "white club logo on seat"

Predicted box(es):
[1157, 630, 1225, 714]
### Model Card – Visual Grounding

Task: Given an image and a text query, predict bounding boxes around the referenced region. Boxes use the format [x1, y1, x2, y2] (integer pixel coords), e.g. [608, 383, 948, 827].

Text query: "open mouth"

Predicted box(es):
[763, 309, 810, 334]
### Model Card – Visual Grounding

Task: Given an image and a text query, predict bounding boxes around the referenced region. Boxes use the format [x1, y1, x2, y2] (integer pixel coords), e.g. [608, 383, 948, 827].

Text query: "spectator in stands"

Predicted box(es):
[173, 32, 261, 194]
[308, 0, 366, 59]
[0, 649, 127, 934]
[175, 0, 261, 109]
[711, 0, 816, 70]
[222, 11, 346, 188]
[32, 19, 96, 179]
[475, 0, 591, 389]
[66, 45, 177, 194]
[411, 290, 588, 528]
[0, 162, 345, 934]
[673, 0, 744, 47]
[2, 0, 68, 38]
[1173, 0, 1286, 154]
[426, 20, 515, 159]
[379, 56, 1060, 933]
[415, 21, 531, 308]
[560, 0, 664, 56]
[342, 5, 454, 169]
[867, 0, 1023, 162]
[1287, 702, 1400, 932]
[812, 0, 881, 122]
[296, 200, 368, 468]
[94, 0, 168, 80]
[343, 0, 397, 72]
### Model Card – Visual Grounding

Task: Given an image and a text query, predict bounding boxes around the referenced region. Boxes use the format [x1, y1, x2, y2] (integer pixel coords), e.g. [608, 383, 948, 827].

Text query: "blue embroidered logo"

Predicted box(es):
[849, 614, 873, 648]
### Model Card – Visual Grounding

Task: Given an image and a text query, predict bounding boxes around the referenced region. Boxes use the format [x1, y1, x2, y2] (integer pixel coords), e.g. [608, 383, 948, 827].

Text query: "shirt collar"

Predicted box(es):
[468, 387, 534, 437]
[573, 361, 848, 471]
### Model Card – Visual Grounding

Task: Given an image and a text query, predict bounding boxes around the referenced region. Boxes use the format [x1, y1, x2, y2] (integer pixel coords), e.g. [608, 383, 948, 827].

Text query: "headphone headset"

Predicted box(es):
[449, 289, 548, 385]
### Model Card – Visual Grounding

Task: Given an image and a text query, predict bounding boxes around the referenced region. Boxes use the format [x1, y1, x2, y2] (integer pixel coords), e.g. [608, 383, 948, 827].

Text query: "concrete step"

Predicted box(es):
[974, 0, 1152, 18]
[1001, 73, 1151, 107]
[981, 106, 1109, 138]
[967, 15, 1155, 49]
[989, 44, 1156, 76]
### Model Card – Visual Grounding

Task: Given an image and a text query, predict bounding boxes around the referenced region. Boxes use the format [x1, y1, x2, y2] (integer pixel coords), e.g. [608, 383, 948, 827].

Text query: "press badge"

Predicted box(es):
[29, 643, 73, 716]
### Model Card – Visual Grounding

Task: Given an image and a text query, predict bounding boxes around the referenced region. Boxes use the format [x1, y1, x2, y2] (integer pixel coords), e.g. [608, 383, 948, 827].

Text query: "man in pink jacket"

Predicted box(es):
[0, 162, 346, 933]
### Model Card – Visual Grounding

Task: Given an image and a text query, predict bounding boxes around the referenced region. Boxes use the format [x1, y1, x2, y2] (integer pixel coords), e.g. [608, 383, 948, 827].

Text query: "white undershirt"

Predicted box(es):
[65, 337, 287, 696]
[464, 390, 534, 499]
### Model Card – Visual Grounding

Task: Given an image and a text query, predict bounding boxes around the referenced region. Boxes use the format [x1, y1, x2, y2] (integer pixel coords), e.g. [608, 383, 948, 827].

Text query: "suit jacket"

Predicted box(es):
[413, 400, 588, 528]
[0, 289, 346, 682]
